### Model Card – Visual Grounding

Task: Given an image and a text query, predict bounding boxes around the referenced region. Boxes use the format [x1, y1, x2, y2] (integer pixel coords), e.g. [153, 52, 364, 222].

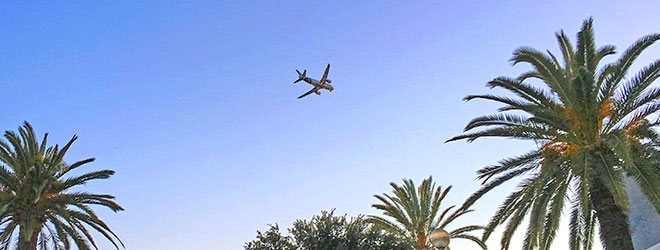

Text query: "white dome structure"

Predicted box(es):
[626, 178, 660, 250]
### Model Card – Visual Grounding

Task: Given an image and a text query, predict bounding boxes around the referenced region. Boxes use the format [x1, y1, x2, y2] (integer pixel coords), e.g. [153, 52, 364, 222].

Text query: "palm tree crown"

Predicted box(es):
[448, 18, 660, 249]
[0, 122, 124, 250]
[366, 176, 486, 250]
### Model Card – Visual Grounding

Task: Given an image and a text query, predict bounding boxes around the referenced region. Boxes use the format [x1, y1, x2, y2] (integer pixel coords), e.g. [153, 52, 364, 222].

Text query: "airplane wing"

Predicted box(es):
[319, 64, 330, 85]
[298, 87, 319, 99]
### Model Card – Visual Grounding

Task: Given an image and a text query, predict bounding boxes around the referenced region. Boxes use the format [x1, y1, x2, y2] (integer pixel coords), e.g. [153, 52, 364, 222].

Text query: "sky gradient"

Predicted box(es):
[2, 1, 660, 249]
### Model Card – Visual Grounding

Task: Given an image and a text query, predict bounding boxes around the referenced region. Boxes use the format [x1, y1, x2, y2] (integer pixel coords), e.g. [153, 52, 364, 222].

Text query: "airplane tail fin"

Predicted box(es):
[294, 69, 307, 83]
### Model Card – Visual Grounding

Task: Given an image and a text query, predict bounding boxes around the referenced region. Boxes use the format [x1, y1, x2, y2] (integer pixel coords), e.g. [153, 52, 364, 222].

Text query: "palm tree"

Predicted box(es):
[447, 18, 660, 249]
[0, 122, 124, 250]
[366, 176, 486, 250]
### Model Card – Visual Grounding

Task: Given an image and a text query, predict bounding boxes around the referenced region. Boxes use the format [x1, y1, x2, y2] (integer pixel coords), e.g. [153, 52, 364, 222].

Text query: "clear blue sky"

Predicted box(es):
[2, 1, 659, 249]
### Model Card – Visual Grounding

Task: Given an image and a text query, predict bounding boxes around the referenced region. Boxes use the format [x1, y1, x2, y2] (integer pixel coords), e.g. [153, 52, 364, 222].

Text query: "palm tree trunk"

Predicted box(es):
[17, 226, 39, 250]
[590, 178, 634, 249]
[416, 232, 426, 250]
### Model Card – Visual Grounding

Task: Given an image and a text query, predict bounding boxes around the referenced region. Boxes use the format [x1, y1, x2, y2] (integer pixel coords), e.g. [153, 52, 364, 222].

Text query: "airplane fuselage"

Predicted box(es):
[302, 77, 334, 92]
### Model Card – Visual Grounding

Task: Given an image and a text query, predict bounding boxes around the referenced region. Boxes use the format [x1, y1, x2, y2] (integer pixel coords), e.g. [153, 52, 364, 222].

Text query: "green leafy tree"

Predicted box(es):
[447, 18, 660, 249]
[0, 122, 124, 250]
[290, 210, 411, 250]
[243, 224, 296, 250]
[244, 210, 412, 250]
[366, 176, 486, 250]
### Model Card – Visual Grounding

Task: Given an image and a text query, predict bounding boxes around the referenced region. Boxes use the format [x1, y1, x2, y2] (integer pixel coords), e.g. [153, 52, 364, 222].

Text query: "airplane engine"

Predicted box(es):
[315, 91, 321, 95]
[326, 79, 332, 83]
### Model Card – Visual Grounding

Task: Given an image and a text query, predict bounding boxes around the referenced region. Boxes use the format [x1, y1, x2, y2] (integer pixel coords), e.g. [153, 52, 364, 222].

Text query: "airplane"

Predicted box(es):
[294, 64, 334, 99]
